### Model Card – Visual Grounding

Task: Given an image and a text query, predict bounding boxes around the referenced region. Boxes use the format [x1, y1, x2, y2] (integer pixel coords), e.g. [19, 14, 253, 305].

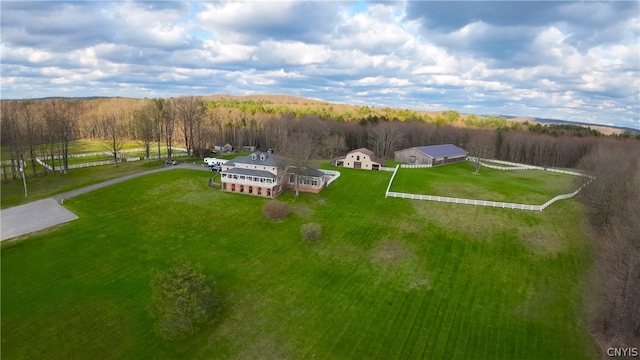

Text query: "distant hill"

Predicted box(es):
[497, 115, 636, 135]
[4, 94, 635, 134]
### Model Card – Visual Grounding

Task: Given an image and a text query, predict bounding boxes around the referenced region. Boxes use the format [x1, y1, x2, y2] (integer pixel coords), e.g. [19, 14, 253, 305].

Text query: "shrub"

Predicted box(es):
[262, 200, 291, 221]
[301, 223, 322, 241]
[148, 258, 216, 340]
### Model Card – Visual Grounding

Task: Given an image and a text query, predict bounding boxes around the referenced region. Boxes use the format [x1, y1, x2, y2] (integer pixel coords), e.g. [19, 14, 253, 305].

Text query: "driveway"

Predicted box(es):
[1, 163, 212, 241]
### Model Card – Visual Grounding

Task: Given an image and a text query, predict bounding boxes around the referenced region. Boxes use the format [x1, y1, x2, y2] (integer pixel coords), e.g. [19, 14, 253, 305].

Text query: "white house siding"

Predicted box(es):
[341, 150, 382, 170]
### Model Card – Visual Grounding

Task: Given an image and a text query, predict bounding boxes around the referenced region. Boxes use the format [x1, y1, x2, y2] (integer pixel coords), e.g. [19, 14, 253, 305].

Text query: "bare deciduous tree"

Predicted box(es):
[368, 121, 400, 160]
[101, 114, 125, 166]
[174, 96, 204, 157]
[134, 104, 155, 162]
[43, 99, 83, 174]
[467, 132, 496, 175]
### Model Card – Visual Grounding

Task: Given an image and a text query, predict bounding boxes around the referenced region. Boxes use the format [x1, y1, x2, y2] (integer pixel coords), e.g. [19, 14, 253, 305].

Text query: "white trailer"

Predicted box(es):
[204, 157, 228, 166]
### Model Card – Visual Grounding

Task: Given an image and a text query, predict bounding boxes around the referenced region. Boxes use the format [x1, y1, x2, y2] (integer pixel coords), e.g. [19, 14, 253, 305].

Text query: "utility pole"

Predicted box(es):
[19, 165, 28, 197]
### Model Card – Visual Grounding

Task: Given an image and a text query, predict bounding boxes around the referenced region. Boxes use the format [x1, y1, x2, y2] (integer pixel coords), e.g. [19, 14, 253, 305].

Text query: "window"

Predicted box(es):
[357, 155, 360, 160]
[231, 184, 236, 191]
[248, 186, 253, 194]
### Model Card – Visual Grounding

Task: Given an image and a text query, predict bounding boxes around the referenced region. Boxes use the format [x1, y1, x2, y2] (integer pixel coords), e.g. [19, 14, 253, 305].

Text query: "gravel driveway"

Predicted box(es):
[1, 163, 212, 241]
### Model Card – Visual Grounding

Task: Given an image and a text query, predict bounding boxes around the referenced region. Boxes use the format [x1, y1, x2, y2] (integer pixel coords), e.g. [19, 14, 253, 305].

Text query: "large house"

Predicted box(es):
[394, 144, 467, 166]
[220, 151, 287, 198]
[220, 151, 331, 197]
[335, 148, 384, 170]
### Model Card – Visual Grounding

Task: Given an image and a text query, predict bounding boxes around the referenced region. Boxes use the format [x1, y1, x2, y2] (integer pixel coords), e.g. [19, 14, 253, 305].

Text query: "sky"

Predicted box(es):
[1, 1, 639, 129]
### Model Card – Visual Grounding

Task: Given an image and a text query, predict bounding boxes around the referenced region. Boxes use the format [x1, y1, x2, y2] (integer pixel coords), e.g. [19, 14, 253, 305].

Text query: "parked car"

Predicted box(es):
[210, 164, 221, 172]
[164, 159, 178, 165]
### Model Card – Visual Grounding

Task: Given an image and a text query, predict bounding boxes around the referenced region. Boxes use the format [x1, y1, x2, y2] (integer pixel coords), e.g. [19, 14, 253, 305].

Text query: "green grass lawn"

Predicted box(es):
[1, 167, 596, 359]
[0, 160, 166, 209]
[390, 161, 581, 204]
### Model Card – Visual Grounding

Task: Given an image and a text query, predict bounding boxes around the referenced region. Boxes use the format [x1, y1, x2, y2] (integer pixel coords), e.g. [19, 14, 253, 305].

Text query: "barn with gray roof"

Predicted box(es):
[394, 144, 468, 166]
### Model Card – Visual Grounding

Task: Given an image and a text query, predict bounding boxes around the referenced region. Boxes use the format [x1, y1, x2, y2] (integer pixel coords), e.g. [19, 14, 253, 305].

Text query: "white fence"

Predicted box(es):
[33, 146, 189, 172]
[386, 191, 542, 211]
[67, 160, 116, 169]
[0, 160, 26, 174]
[385, 161, 592, 211]
[400, 164, 432, 169]
[386, 165, 400, 194]
[539, 177, 593, 210]
[379, 166, 396, 172]
[468, 157, 591, 178]
[322, 169, 341, 186]
[35, 157, 53, 171]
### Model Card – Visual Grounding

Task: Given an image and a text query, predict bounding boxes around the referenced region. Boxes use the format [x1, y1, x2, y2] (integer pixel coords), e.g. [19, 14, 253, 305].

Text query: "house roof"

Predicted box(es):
[346, 147, 384, 165]
[221, 167, 276, 179]
[224, 151, 287, 168]
[288, 167, 326, 178]
[414, 144, 467, 158]
[215, 141, 230, 147]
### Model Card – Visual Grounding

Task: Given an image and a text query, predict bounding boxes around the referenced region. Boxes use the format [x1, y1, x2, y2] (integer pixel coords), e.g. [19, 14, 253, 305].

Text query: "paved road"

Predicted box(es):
[1, 163, 213, 241]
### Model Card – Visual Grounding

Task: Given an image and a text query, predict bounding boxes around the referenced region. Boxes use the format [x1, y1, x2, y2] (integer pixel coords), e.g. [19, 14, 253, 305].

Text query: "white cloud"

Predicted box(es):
[0, 1, 637, 128]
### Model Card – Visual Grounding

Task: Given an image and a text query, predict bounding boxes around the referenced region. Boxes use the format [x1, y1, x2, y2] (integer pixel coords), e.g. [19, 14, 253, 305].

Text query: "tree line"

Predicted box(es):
[577, 142, 640, 355]
[2, 96, 636, 180]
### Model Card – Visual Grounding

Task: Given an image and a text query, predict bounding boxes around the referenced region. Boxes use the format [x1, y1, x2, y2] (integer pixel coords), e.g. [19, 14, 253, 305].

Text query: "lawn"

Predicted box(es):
[0, 160, 165, 209]
[1, 167, 596, 359]
[389, 161, 581, 204]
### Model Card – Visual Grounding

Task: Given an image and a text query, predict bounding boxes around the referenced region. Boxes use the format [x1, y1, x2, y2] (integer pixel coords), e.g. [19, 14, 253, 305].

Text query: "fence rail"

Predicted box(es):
[468, 157, 591, 177]
[400, 164, 432, 169]
[321, 169, 341, 186]
[67, 160, 116, 169]
[385, 191, 542, 210]
[379, 166, 396, 172]
[386, 160, 592, 211]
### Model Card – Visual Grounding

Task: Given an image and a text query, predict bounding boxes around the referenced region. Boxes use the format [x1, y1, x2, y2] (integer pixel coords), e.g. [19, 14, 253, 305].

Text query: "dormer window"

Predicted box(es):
[251, 153, 257, 160]
[259, 154, 266, 161]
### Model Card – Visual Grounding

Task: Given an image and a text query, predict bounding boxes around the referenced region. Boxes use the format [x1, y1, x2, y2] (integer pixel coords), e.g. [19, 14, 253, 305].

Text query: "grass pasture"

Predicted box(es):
[0, 160, 165, 209]
[390, 161, 580, 205]
[1, 167, 595, 359]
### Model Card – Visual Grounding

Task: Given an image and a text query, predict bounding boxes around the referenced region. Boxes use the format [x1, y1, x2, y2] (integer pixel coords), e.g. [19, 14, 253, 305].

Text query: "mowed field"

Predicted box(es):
[390, 161, 580, 204]
[1, 167, 596, 359]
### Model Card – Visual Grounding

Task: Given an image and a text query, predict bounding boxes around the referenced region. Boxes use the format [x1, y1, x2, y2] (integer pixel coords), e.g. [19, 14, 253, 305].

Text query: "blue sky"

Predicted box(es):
[1, 1, 638, 129]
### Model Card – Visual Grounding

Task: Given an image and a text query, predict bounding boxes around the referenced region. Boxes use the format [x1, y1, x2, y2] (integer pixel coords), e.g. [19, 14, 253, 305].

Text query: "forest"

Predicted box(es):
[1, 95, 638, 356]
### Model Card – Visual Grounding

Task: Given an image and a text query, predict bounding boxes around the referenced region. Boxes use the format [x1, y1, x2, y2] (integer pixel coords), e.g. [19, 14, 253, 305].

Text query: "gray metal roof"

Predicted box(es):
[415, 144, 467, 158]
[224, 151, 286, 168]
[288, 167, 326, 177]
[221, 167, 276, 179]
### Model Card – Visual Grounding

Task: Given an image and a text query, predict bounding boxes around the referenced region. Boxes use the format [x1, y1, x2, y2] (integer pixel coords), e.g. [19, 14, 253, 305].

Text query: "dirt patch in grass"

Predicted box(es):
[290, 202, 313, 218]
[314, 198, 328, 206]
[518, 227, 568, 256]
[371, 239, 414, 266]
[370, 239, 432, 291]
